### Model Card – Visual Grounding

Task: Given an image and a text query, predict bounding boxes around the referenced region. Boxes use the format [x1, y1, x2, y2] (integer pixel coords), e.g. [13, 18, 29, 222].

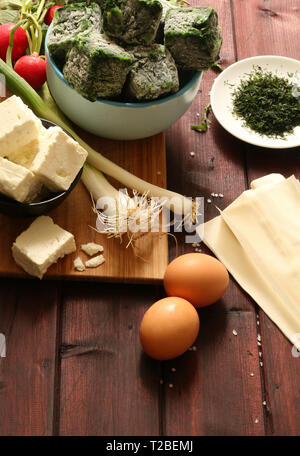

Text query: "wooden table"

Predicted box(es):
[0, 0, 299, 436]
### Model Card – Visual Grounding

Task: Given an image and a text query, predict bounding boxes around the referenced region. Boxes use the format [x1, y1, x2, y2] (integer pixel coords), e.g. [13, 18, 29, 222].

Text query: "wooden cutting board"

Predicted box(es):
[0, 122, 168, 283]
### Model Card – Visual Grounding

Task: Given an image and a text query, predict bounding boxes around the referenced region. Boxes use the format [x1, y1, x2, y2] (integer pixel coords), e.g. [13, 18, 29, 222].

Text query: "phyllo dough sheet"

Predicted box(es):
[201, 175, 300, 349]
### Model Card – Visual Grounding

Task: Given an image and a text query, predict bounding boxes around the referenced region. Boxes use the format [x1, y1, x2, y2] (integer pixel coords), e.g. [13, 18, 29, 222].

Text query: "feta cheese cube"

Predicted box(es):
[0, 96, 42, 160]
[73, 256, 85, 272]
[0, 157, 42, 203]
[10, 134, 46, 169]
[85, 254, 105, 268]
[12, 216, 76, 279]
[81, 242, 104, 256]
[30, 126, 88, 192]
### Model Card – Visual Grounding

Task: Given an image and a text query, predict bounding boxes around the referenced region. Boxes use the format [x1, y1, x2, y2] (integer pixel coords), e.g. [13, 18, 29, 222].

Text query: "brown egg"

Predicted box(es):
[164, 253, 229, 308]
[140, 297, 200, 360]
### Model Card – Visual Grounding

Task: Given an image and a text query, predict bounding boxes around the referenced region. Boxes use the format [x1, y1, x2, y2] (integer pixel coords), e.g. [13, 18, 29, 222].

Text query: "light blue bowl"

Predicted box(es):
[45, 28, 202, 140]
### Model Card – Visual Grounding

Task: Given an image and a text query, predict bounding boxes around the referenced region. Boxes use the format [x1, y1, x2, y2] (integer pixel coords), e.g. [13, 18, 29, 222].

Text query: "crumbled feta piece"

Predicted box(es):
[73, 256, 85, 272]
[0, 157, 42, 203]
[85, 254, 105, 268]
[81, 242, 104, 256]
[12, 216, 76, 279]
[30, 126, 88, 192]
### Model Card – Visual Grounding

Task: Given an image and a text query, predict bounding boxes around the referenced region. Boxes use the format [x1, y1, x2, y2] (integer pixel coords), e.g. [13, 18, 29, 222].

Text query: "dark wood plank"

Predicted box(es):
[232, 0, 300, 436]
[0, 278, 60, 436]
[163, 0, 265, 436]
[58, 282, 163, 436]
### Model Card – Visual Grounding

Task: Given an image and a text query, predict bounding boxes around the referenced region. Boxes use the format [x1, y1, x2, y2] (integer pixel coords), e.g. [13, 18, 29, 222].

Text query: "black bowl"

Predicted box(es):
[0, 119, 83, 217]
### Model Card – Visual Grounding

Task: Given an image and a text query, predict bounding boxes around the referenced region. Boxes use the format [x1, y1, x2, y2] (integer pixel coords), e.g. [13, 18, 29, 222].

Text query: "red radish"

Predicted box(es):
[0, 23, 27, 61]
[44, 5, 63, 26]
[14, 55, 47, 89]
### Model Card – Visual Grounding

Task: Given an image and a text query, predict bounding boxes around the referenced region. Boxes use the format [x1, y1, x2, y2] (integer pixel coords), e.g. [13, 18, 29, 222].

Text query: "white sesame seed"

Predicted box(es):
[207, 198, 212, 203]
[257, 321, 260, 326]
[259, 351, 262, 357]
[257, 334, 261, 342]
[210, 192, 215, 197]
[218, 193, 224, 198]
[232, 329, 238, 336]
[260, 362, 263, 367]
[169, 383, 174, 388]
[157, 171, 161, 175]
[190, 151, 195, 157]
[263, 401, 266, 406]
[171, 368, 176, 372]
[192, 242, 197, 247]
[196, 112, 200, 117]
[257, 341, 262, 346]
[250, 372, 254, 377]
[255, 418, 259, 424]
[192, 346, 197, 351]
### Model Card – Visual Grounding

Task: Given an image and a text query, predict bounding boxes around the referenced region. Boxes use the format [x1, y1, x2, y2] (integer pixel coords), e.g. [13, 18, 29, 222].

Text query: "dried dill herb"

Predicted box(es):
[231, 66, 300, 138]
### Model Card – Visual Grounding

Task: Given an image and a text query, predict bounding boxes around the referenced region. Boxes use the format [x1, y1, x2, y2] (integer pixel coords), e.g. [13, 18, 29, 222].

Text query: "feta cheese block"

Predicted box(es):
[0, 157, 42, 203]
[12, 216, 76, 279]
[164, 7, 222, 71]
[0, 96, 42, 160]
[85, 254, 105, 268]
[10, 138, 41, 169]
[125, 44, 179, 100]
[30, 126, 88, 192]
[81, 242, 104, 256]
[63, 32, 133, 101]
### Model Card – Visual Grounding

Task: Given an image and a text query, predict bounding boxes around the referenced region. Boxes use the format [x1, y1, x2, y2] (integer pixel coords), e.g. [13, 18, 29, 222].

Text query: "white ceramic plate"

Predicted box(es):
[210, 56, 300, 149]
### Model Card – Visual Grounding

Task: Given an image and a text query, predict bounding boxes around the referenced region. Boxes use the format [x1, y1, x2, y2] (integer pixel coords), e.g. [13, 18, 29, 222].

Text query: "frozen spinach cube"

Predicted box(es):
[164, 7, 222, 70]
[63, 33, 133, 101]
[47, 2, 101, 63]
[155, 0, 179, 43]
[103, 0, 163, 45]
[126, 44, 179, 100]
